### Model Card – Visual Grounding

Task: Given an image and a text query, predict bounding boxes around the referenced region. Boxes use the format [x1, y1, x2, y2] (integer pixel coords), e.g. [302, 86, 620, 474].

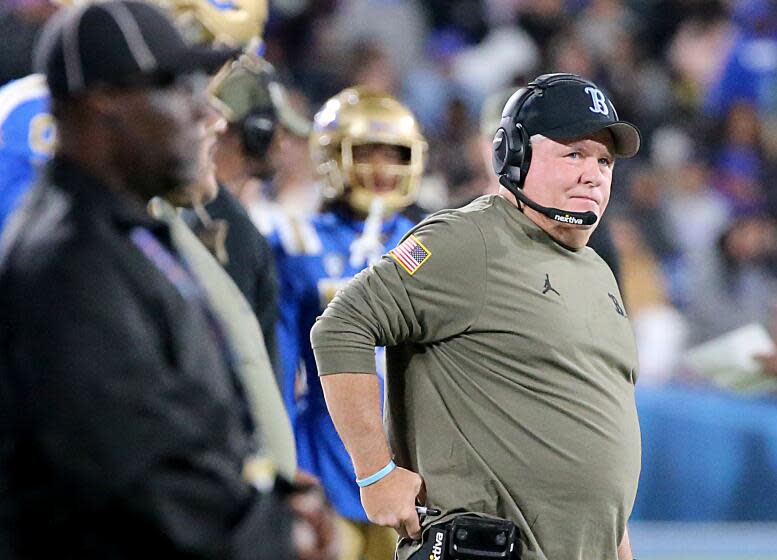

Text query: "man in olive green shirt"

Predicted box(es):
[311, 74, 642, 560]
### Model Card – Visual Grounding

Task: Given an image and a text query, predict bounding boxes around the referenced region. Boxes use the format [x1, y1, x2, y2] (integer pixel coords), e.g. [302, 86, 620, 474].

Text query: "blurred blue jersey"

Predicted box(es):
[270, 207, 417, 521]
[0, 74, 54, 233]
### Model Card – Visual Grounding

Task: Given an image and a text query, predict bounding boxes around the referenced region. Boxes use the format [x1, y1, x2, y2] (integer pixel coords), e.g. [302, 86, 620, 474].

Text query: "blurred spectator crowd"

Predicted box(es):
[4, 0, 777, 385]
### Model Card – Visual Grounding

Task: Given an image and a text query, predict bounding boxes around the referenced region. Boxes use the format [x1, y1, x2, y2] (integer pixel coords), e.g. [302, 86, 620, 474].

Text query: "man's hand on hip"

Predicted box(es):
[360, 466, 425, 540]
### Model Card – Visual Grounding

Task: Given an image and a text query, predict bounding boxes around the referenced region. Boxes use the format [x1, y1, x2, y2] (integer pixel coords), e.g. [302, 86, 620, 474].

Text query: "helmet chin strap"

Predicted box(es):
[349, 196, 386, 268]
[498, 175, 597, 227]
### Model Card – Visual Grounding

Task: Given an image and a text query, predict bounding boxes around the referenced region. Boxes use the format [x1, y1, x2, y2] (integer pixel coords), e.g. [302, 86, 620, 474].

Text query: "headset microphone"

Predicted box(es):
[498, 175, 597, 226]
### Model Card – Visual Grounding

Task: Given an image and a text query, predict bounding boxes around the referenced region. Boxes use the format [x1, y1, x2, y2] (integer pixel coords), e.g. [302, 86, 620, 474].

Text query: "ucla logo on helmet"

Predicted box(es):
[369, 121, 394, 133]
[208, 0, 238, 10]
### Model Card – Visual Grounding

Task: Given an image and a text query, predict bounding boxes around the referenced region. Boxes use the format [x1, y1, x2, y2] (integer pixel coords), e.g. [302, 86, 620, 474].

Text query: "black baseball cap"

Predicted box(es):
[34, 0, 241, 100]
[515, 74, 641, 158]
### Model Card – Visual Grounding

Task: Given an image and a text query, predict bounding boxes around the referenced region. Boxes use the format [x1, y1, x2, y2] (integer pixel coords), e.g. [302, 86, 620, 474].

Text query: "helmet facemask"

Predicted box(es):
[336, 139, 423, 214]
[311, 88, 426, 216]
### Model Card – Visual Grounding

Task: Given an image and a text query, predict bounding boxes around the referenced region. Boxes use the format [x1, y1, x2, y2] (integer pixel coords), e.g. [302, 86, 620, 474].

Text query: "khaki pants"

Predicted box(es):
[336, 516, 398, 560]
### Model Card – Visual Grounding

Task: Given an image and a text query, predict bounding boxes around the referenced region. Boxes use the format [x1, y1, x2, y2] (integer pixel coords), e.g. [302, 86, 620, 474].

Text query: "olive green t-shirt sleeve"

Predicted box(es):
[311, 211, 487, 375]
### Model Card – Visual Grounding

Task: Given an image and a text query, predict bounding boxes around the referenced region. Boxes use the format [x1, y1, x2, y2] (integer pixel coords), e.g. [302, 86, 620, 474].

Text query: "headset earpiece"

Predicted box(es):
[491, 128, 509, 175]
[240, 108, 276, 157]
[513, 121, 531, 185]
[492, 87, 534, 186]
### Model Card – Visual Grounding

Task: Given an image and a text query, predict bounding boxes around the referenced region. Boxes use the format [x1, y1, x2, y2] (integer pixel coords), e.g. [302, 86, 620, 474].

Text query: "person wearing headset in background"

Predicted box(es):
[310, 73, 642, 560]
[135, 2, 338, 555]
[271, 87, 427, 560]
[197, 54, 312, 384]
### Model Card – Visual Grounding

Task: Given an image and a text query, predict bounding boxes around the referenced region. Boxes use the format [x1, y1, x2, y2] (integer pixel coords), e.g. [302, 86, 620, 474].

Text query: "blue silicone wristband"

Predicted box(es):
[356, 460, 396, 488]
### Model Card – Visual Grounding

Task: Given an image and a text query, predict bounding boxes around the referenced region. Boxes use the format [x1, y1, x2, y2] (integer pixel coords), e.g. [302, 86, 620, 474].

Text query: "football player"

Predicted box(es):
[271, 87, 427, 560]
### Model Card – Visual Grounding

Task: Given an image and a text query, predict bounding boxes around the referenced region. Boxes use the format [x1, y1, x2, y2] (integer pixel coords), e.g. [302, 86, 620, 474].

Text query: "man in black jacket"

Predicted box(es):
[0, 2, 304, 558]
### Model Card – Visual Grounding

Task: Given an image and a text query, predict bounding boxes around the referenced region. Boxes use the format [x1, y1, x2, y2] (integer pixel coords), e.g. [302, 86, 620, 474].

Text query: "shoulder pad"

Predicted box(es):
[0, 74, 54, 160]
[249, 204, 278, 238]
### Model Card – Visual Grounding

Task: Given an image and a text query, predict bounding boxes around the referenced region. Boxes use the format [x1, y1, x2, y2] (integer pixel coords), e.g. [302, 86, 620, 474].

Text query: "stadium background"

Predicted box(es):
[2, 0, 777, 557]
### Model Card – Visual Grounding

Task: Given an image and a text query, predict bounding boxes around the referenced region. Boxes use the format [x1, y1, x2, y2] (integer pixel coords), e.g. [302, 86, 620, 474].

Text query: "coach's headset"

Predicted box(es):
[492, 73, 601, 227]
[209, 53, 280, 158]
[237, 62, 278, 158]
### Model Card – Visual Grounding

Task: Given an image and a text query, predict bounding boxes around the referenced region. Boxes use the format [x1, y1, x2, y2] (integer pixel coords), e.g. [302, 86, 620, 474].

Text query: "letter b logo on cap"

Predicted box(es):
[585, 86, 609, 116]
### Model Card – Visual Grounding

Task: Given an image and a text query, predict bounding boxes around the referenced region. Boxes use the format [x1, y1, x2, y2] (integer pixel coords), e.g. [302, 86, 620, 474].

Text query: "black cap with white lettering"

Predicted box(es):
[517, 74, 641, 158]
[34, 0, 240, 99]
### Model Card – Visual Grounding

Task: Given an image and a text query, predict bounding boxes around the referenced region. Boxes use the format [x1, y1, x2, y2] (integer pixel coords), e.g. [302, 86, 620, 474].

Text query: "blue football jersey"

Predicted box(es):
[0, 74, 55, 233]
[271, 207, 418, 521]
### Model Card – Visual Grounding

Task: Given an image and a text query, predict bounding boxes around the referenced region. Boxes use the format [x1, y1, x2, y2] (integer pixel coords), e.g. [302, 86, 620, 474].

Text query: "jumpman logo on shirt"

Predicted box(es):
[542, 273, 560, 296]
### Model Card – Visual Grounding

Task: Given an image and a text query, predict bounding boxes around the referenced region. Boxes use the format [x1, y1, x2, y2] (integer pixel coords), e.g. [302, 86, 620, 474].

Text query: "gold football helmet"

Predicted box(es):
[53, 0, 267, 48]
[310, 87, 427, 215]
[157, 0, 268, 47]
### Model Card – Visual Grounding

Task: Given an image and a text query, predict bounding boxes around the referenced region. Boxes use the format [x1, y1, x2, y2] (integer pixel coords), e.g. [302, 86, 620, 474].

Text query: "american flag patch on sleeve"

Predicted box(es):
[390, 235, 432, 275]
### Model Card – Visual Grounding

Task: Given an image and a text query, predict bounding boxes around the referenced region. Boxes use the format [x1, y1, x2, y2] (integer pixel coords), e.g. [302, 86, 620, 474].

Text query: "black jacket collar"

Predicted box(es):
[49, 157, 164, 233]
